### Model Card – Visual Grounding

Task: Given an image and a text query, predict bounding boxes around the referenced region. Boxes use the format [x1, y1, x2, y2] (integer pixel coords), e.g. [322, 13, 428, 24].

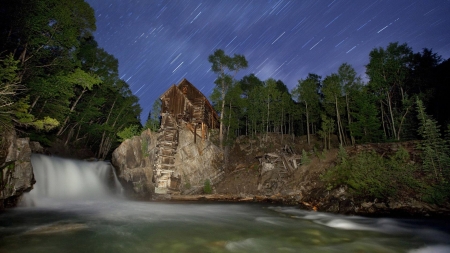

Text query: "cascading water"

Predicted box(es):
[1, 155, 449, 253]
[23, 154, 122, 206]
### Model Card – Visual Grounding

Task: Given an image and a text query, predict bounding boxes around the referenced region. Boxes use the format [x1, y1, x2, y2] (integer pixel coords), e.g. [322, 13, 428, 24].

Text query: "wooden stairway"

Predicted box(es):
[153, 113, 180, 194]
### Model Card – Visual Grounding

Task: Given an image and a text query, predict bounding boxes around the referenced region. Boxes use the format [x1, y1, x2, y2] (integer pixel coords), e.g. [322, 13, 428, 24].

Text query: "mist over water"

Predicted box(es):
[23, 154, 121, 206]
[1, 155, 450, 252]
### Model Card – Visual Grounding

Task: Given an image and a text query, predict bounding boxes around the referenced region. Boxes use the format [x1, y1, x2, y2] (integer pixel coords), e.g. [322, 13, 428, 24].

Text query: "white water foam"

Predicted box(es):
[23, 154, 122, 206]
[409, 245, 450, 253]
[226, 238, 261, 252]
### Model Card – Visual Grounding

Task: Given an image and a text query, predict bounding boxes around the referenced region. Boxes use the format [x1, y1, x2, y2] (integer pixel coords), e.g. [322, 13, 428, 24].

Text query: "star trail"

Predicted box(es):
[86, 0, 450, 123]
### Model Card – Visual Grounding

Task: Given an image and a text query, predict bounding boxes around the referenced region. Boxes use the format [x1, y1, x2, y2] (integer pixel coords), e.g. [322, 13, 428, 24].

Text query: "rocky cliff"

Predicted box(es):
[0, 130, 36, 209]
[111, 129, 156, 198]
[111, 126, 224, 199]
[173, 127, 224, 194]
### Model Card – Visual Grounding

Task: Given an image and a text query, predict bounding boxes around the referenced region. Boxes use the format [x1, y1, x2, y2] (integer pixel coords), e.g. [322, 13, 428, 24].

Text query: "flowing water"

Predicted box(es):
[0, 154, 449, 253]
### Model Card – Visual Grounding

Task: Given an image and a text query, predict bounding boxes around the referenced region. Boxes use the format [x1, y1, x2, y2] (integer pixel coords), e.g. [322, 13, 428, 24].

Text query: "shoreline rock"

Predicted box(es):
[0, 130, 36, 209]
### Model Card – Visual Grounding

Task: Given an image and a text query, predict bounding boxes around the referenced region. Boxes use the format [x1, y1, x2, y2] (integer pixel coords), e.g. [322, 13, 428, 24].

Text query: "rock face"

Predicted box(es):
[111, 129, 156, 198]
[173, 127, 224, 194]
[111, 127, 224, 199]
[0, 130, 35, 209]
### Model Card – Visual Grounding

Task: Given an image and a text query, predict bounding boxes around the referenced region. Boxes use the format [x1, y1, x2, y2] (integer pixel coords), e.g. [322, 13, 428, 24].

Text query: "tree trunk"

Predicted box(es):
[397, 103, 411, 141]
[219, 84, 226, 148]
[335, 96, 344, 146]
[29, 95, 40, 113]
[381, 101, 387, 139]
[281, 106, 284, 142]
[346, 95, 355, 145]
[386, 92, 397, 139]
[57, 88, 87, 136]
[305, 102, 310, 145]
[226, 101, 232, 141]
[266, 93, 270, 139]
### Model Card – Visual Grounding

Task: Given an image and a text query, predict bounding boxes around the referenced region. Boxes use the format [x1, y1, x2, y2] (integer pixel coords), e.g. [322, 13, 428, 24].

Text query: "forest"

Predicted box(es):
[1, 0, 450, 167]
[0, 0, 141, 159]
[202, 46, 450, 147]
[200, 45, 450, 203]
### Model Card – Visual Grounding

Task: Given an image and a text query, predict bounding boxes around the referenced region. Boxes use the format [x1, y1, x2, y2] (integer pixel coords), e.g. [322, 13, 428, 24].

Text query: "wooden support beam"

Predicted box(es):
[194, 123, 197, 143]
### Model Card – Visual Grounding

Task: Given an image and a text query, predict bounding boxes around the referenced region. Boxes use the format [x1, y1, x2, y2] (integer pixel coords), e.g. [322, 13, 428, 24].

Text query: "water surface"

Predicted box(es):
[0, 154, 449, 253]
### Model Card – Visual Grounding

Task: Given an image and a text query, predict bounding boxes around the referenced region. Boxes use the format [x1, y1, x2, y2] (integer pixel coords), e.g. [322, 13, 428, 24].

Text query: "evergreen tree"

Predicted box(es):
[416, 98, 450, 182]
[145, 99, 162, 132]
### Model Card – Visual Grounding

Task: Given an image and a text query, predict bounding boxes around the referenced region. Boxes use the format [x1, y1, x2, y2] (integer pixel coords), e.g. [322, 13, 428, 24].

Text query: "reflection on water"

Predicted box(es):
[0, 154, 449, 252]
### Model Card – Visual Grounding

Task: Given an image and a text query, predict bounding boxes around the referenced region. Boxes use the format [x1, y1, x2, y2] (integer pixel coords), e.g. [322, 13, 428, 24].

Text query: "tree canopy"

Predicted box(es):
[0, 0, 141, 158]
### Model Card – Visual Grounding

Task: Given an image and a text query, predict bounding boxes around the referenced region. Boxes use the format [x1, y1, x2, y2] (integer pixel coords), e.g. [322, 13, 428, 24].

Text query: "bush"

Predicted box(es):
[301, 149, 310, 165]
[203, 179, 212, 194]
[422, 182, 450, 205]
[117, 125, 140, 142]
[322, 146, 421, 199]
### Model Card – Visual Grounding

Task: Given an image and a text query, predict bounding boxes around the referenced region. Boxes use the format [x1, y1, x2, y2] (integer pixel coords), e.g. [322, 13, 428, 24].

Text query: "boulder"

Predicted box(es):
[0, 130, 35, 209]
[111, 129, 156, 199]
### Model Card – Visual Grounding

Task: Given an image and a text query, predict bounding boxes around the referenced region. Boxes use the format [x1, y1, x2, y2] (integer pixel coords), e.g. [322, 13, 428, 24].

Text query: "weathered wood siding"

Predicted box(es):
[177, 79, 219, 129]
[161, 85, 186, 117]
[160, 79, 219, 129]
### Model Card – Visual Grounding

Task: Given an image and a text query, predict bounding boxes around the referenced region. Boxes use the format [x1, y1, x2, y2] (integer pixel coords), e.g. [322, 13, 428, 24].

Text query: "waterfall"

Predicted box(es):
[23, 154, 122, 206]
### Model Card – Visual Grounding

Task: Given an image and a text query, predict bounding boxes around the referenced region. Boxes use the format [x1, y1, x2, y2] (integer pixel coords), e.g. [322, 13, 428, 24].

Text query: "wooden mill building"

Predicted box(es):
[153, 78, 219, 194]
[159, 78, 219, 133]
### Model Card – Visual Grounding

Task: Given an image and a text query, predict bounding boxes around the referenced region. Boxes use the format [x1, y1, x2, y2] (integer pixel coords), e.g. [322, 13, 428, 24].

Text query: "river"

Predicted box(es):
[0, 154, 449, 253]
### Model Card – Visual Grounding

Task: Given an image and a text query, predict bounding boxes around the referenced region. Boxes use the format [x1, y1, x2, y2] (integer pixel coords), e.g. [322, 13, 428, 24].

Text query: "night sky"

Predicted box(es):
[85, 0, 450, 123]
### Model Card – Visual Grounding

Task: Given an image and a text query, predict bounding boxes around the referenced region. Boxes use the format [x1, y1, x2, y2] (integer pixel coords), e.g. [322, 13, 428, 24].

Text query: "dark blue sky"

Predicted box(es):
[85, 0, 450, 123]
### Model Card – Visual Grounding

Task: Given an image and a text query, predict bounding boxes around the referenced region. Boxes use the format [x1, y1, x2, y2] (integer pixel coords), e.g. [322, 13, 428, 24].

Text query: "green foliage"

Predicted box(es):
[421, 182, 450, 205]
[144, 99, 162, 132]
[32, 117, 60, 131]
[413, 102, 450, 203]
[292, 74, 321, 143]
[203, 179, 212, 194]
[29, 132, 53, 147]
[337, 144, 348, 164]
[416, 98, 450, 182]
[301, 149, 310, 165]
[117, 125, 140, 142]
[319, 150, 327, 161]
[64, 69, 102, 91]
[184, 181, 192, 190]
[14, 97, 59, 131]
[322, 147, 421, 199]
[0, 1, 142, 159]
[366, 42, 414, 140]
[208, 49, 248, 147]
[14, 98, 34, 125]
[0, 55, 21, 130]
[141, 138, 149, 157]
[349, 88, 382, 143]
[318, 114, 335, 150]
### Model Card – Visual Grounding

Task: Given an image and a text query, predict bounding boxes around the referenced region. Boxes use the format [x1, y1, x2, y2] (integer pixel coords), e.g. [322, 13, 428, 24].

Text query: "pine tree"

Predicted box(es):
[301, 149, 310, 165]
[416, 98, 450, 181]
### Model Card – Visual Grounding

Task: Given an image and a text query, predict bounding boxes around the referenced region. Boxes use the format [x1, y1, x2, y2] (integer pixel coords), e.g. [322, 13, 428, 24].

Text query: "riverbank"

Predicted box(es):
[154, 193, 450, 219]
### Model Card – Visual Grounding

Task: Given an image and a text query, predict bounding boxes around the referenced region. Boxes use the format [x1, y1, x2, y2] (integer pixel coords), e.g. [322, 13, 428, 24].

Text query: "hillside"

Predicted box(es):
[210, 133, 450, 217]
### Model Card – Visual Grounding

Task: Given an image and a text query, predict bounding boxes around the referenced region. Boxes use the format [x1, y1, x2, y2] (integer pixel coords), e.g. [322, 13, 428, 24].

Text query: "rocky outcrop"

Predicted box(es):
[111, 126, 224, 199]
[111, 129, 156, 199]
[0, 130, 35, 209]
[174, 127, 224, 194]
